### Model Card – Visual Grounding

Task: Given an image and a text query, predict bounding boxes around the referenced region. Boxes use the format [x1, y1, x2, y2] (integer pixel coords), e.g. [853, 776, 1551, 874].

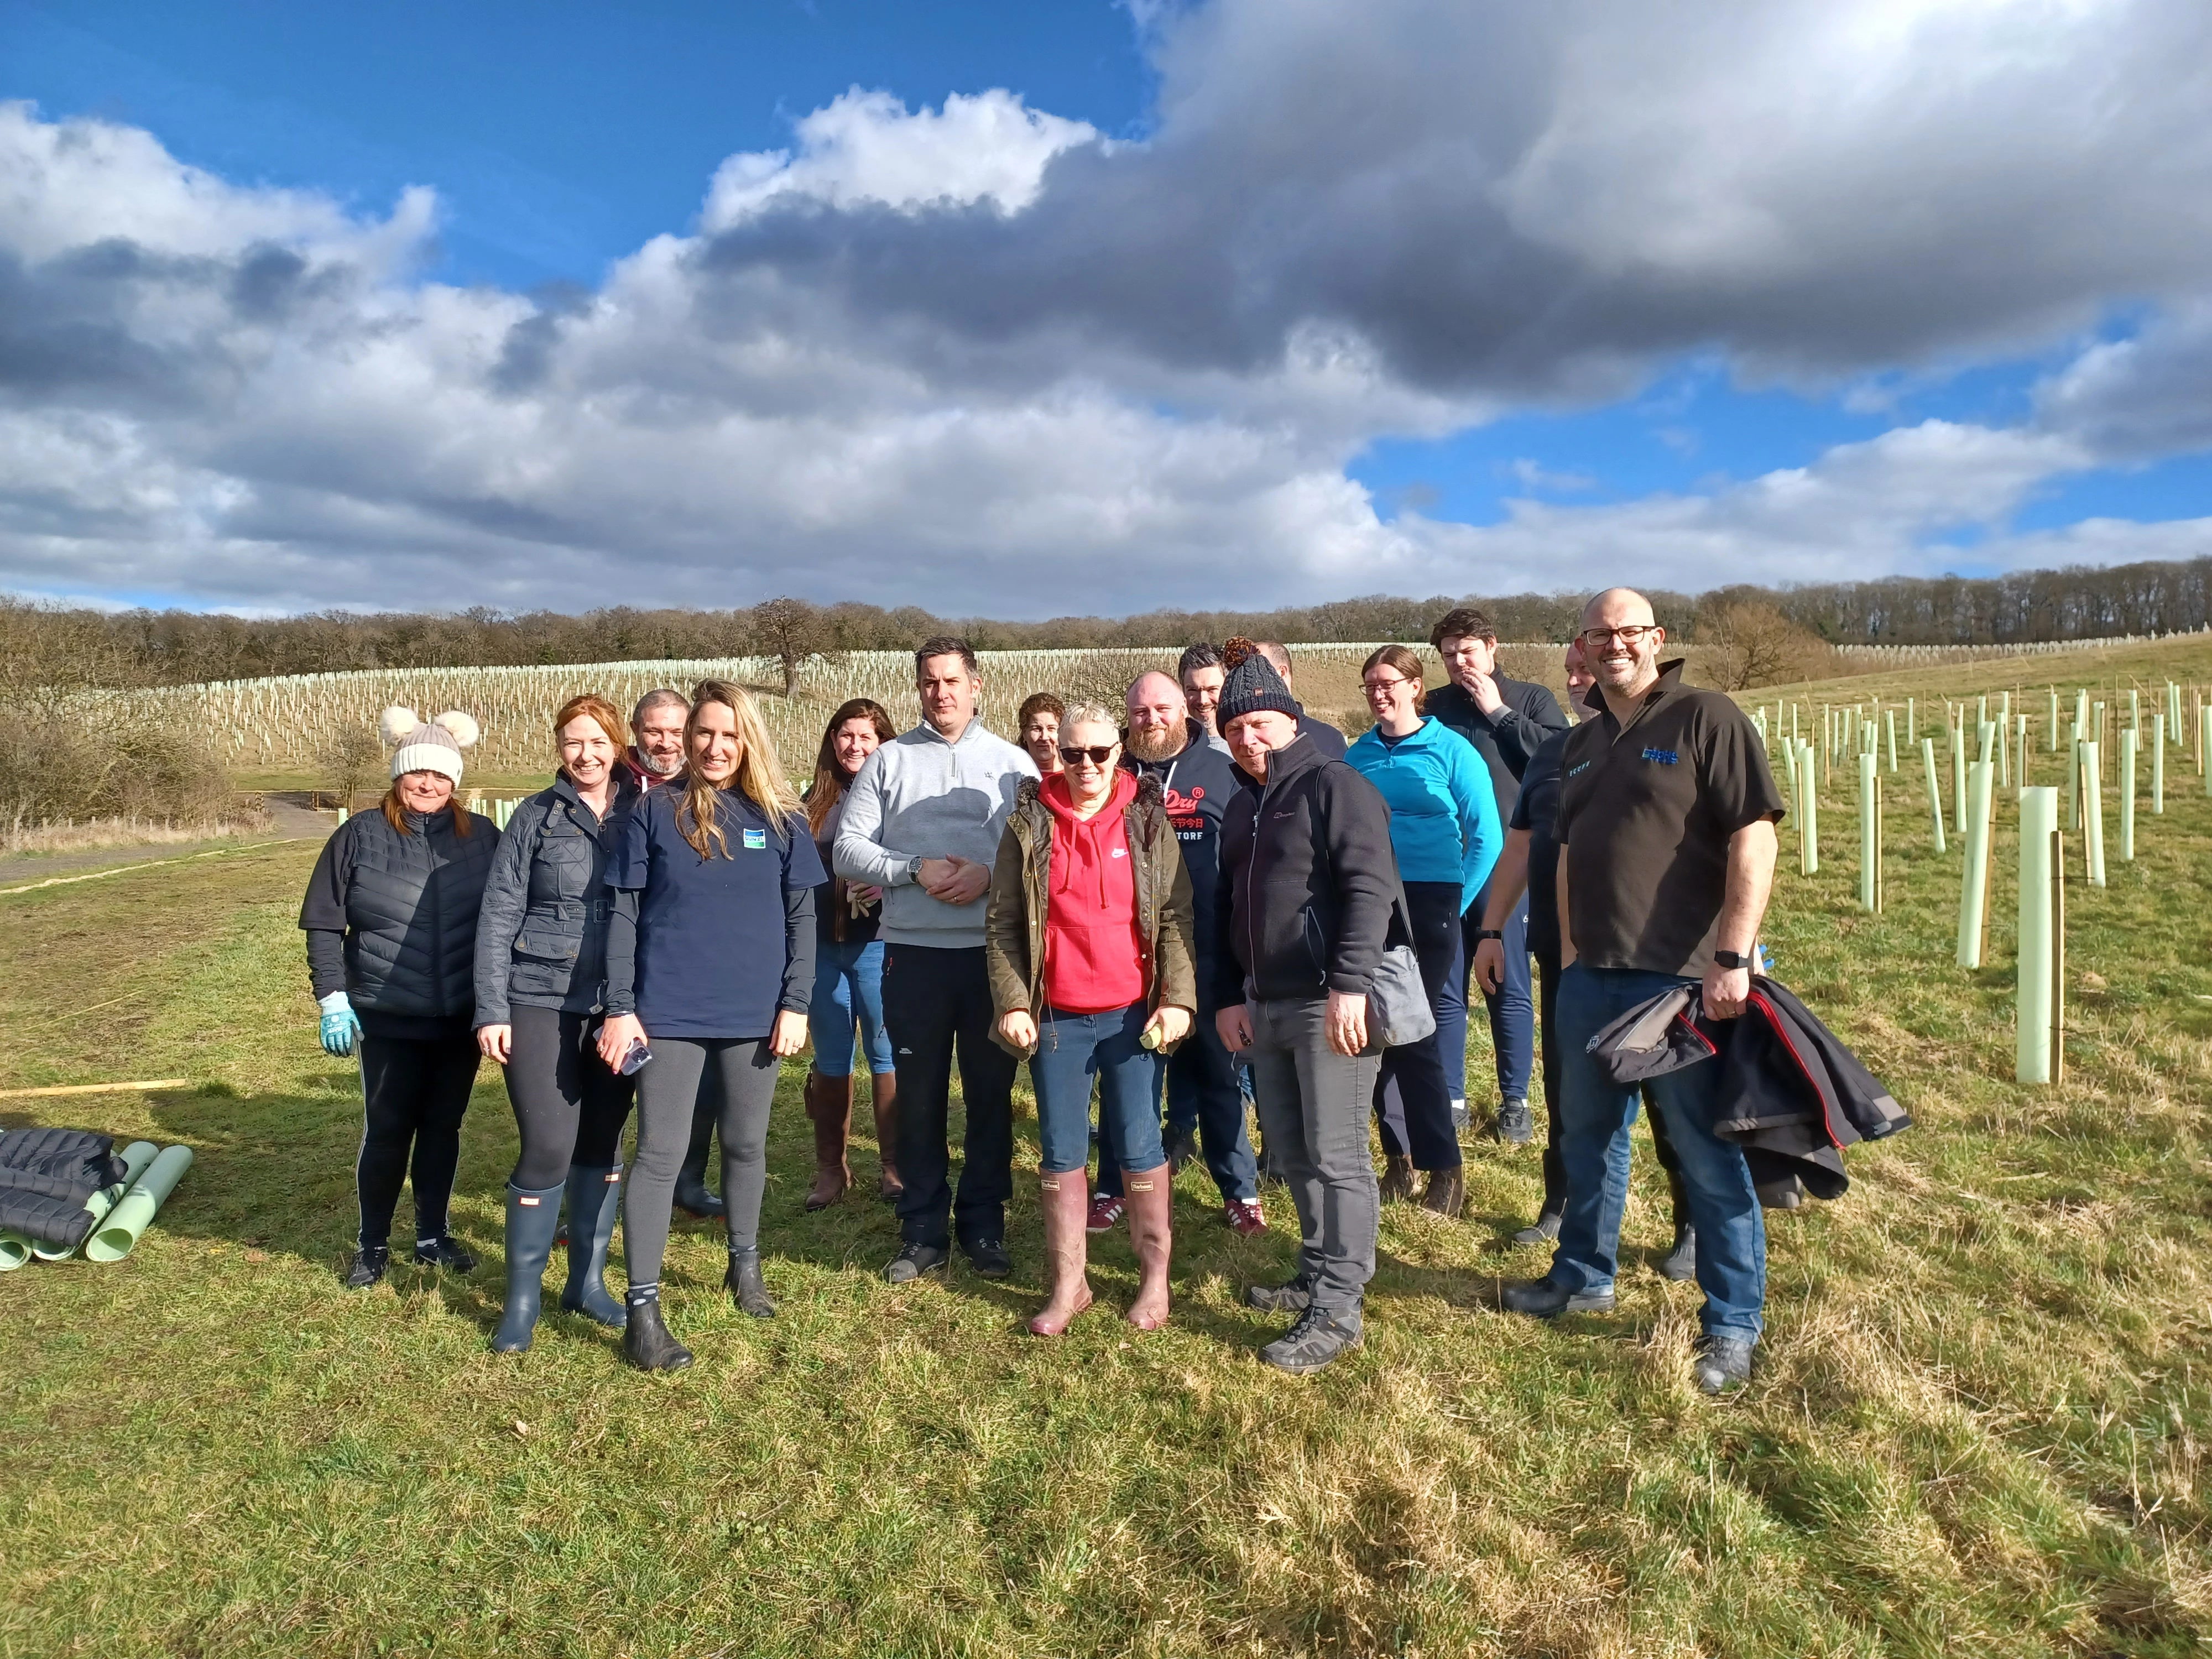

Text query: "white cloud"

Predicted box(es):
[701, 89, 1098, 230]
[3, 0, 2212, 617]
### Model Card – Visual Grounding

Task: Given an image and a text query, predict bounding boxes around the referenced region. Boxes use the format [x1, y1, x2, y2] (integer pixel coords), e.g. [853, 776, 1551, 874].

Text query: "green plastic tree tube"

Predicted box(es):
[2048, 688, 2060, 750]
[30, 1140, 159, 1262]
[2154, 714, 2166, 813]
[0, 1230, 29, 1270]
[84, 1144, 195, 1262]
[1953, 729, 1968, 834]
[2016, 787, 2059, 1085]
[1921, 736, 1947, 853]
[1859, 753, 1879, 911]
[2120, 729, 2138, 862]
[1957, 760, 1995, 968]
[2081, 740, 2106, 889]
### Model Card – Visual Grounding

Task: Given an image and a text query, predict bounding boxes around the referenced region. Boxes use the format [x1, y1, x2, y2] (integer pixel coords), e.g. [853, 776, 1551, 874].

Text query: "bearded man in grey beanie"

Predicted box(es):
[1211, 639, 1403, 1375]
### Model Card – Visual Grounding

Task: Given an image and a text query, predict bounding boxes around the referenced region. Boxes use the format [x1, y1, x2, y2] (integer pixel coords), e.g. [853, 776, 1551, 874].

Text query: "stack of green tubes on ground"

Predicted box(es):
[0, 1140, 194, 1268]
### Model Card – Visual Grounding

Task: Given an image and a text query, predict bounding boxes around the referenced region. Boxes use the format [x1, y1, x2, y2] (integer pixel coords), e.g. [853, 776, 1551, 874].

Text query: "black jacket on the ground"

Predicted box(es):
[1588, 975, 1911, 1199]
[0, 1128, 128, 1249]
[1425, 674, 1569, 820]
[1214, 733, 1401, 1005]
[301, 805, 501, 1021]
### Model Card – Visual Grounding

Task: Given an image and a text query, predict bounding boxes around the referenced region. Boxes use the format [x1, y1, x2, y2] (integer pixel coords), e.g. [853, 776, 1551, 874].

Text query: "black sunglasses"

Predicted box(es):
[1058, 744, 1118, 765]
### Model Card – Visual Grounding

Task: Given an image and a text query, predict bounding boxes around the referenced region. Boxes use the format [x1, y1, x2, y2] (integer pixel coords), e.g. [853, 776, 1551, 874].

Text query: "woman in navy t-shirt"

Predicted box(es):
[596, 680, 825, 1371]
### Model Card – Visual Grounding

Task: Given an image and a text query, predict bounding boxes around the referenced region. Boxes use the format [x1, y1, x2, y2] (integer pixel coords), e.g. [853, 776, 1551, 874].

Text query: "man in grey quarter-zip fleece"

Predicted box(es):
[835, 635, 1039, 1284]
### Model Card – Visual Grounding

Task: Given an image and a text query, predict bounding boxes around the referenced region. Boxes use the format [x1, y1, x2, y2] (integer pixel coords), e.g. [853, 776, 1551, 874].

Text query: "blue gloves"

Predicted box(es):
[318, 992, 363, 1057]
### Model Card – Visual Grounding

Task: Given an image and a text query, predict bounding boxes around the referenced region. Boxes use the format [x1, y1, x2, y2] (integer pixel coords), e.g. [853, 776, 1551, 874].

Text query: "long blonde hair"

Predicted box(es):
[679, 679, 802, 859]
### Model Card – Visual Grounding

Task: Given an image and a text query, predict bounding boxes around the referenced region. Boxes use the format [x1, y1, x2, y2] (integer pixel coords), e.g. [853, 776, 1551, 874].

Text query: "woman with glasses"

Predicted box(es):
[1344, 646, 1502, 1216]
[594, 680, 825, 1371]
[984, 704, 1197, 1335]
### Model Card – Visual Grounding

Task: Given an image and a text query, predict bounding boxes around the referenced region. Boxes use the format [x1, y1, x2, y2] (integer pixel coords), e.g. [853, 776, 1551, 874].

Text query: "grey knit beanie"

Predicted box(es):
[1215, 638, 1300, 726]
[379, 706, 481, 781]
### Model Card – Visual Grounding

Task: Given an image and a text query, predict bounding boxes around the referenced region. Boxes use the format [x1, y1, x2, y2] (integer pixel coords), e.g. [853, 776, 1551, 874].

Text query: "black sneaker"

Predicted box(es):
[885, 1241, 950, 1284]
[344, 1246, 389, 1289]
[412, 1235, 477, 1273]
[962, 1238, 1013, 1280]
[1164, 1126, 1198, 1175]
[1260, 1306, 1363, 1375]
[1500, 1276, 1615, 1318]
[1245, 1274, 1312, 1313]
[1494, 1099, 1534, 1144]
[1692, 1335, 1754, 1395]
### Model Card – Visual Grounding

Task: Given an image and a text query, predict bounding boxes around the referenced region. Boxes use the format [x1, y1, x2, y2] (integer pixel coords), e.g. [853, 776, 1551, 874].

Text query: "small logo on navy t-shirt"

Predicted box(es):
[743, 827, 768, 849]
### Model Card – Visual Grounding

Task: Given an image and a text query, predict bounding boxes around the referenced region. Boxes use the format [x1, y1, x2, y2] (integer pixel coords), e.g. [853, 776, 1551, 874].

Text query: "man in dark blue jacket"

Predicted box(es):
[1423, 606, 1569, 1141]
[1108, 672, 1264, 1234]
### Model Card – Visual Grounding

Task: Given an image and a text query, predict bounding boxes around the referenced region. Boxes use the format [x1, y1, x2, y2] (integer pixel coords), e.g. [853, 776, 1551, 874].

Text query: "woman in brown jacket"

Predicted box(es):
[985, 703, 1197, 1335]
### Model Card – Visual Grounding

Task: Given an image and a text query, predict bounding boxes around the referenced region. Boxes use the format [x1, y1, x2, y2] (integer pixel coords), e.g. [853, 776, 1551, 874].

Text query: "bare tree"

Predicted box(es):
[320, 723, 386, 812]
[1695, 600, 1833, 690]
[748, 597, 846, 697]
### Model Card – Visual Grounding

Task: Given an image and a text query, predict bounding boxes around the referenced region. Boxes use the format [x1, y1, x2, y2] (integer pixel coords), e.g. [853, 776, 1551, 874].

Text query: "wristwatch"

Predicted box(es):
[1472, 928, 1505, 942]
[1713, 949, 1750, 969]
[904, 854, 925, 882]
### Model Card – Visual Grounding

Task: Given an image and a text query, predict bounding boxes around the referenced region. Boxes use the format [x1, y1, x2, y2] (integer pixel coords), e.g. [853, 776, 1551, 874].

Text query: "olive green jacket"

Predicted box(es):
[984, 773, 1197, 1058]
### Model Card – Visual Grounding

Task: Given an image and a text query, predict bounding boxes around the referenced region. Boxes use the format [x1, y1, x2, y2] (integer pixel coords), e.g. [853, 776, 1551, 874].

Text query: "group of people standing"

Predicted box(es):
[301, 586, 1782, 1392]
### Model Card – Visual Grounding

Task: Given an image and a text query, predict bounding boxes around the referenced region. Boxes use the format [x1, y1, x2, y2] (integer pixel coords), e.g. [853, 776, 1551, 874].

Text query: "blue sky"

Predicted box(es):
[3, 0, 2211, 617]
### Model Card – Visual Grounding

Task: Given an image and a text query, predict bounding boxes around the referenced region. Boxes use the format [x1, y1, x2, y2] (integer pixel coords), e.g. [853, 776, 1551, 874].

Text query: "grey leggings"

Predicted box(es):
[624, 1036, 780, 1287]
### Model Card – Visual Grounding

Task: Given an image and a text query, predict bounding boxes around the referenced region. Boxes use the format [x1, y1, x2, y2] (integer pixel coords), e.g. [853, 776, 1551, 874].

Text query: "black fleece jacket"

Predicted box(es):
[1425, 674, 1569, 820]
[1213, 734, 1400, 1005]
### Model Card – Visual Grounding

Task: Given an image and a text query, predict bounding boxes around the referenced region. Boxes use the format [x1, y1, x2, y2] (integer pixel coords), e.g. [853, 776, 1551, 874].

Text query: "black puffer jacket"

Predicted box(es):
[473, 773, 639, 1024]
[300, 805, 500, 1018]
[1213, 734, 1401, 1005]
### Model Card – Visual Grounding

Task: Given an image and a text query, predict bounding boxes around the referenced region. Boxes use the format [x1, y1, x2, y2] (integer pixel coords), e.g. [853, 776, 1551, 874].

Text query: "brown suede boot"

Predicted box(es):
[1028, 1170, 1094, 1336]
[1379, 1153, 1418, 1203]
[1420, 1166, 1466, 1218]
[1123, 1164, 1173, 1331]
[870, 1070, 904, 1203]
[804, 1070, 852, 1212]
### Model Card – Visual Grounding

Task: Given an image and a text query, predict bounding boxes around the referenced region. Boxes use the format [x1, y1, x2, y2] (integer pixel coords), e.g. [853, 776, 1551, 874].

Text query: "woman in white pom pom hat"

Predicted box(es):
[299, 707, 500, 1291]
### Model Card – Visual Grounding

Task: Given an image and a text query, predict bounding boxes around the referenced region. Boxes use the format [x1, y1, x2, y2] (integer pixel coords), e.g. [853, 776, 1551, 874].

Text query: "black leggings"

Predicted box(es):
[357, 1030, 481, 1249]
[503, 1005, 636, 1189]
[1373, 880, 1465, 1170]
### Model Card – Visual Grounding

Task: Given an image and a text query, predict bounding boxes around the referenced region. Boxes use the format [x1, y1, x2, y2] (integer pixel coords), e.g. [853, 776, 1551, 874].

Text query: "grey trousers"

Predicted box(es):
[625, 1036, 780, 1288]
[1246, 995, 1381, 1322]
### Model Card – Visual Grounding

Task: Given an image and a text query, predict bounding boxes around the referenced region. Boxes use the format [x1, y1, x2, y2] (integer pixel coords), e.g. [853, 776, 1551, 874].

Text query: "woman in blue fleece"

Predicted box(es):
[1345, 644, 1501, 1217]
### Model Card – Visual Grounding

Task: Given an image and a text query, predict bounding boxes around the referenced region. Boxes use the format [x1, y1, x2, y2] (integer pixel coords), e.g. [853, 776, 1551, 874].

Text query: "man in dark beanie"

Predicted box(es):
[1211, 639, 1401, 1375]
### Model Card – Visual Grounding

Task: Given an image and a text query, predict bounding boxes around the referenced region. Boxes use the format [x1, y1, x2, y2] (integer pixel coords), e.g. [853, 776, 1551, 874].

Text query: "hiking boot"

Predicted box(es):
[622, 1296, 693, 1373]
[1085, 1193, 1126, 1234]
[1511, 1211, 1561, 1247]
[1500, 1277, 1615, 1318]
[885, 1242, 949, 1284]
[345, 1245, 389, 1289]
[1260, 1306, 1364, 1375]
[1378, 1154, 1418, 1203]
[1245, 1274, 1312, 1313]
[1656, 1224, 1697, 1282]
[963, 1238, 1013, 1281]
[1419, 1167, 1465, 1218]
[1164, 1125, 1199, 1175]
[412, 1235, 477, 1273]
[1692, 1335, 1755, 1396]
[1494, 1099, 1533, 1144]
[725, 1248, 776, 1318]
[1224, 1197, 1266, 1237]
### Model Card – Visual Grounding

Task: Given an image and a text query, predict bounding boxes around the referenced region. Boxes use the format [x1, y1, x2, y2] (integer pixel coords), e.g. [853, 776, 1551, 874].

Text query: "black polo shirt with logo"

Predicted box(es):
[1554, 661, 1785, 978]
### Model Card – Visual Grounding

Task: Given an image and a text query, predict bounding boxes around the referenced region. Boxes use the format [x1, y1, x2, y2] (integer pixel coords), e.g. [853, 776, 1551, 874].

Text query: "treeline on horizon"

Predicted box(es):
[9, 555, 2211, 686]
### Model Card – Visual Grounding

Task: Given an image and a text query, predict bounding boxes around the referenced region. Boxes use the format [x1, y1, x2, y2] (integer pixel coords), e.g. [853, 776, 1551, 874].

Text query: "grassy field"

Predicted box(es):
[6, 643, 2212, 1656]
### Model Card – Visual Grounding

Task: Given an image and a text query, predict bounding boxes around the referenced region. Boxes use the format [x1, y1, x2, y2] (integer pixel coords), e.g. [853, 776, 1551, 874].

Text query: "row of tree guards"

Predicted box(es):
[1756, 675, 2205, 1088]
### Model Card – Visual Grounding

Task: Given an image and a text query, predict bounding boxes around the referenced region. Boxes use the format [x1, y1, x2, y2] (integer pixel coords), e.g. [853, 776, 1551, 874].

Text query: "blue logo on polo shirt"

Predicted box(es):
[1641, 747, 1679, 765]
[1567, 760, 1591, 778]
[743, 828, 768, 850]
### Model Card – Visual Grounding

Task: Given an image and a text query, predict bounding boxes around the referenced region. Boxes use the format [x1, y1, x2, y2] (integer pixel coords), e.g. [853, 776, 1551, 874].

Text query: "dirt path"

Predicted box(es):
[0, 795, 331, 891]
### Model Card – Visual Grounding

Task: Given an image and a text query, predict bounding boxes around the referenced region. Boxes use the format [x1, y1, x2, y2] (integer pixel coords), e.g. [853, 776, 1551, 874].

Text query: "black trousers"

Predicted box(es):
[1373, 879, 1467, 1170]
[357, 1029, 481, 1250]
[881, 943, 1018, 1249]
[1536, 955, 1686, 1228]
[503, 1005, 636, 1190]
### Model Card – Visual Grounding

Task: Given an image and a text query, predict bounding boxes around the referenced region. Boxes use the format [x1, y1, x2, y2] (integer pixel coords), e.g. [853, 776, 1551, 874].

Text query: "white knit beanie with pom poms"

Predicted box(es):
[380, 707, 481, 782]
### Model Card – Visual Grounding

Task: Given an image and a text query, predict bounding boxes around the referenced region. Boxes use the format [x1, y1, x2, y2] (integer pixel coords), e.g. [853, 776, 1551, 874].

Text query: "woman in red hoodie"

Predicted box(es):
[984, 704, 1197, 1335]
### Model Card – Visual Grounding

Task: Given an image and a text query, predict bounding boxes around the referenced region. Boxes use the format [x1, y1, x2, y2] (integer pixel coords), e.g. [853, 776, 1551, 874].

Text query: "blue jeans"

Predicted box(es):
[1032, 1004, 1166, 1176]
[1550, 964, 1766, 1343]
[1096, 1000, 1259, 1202]
[1457, 880, 1532, 1103]
[810, 937, 891, 1078]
